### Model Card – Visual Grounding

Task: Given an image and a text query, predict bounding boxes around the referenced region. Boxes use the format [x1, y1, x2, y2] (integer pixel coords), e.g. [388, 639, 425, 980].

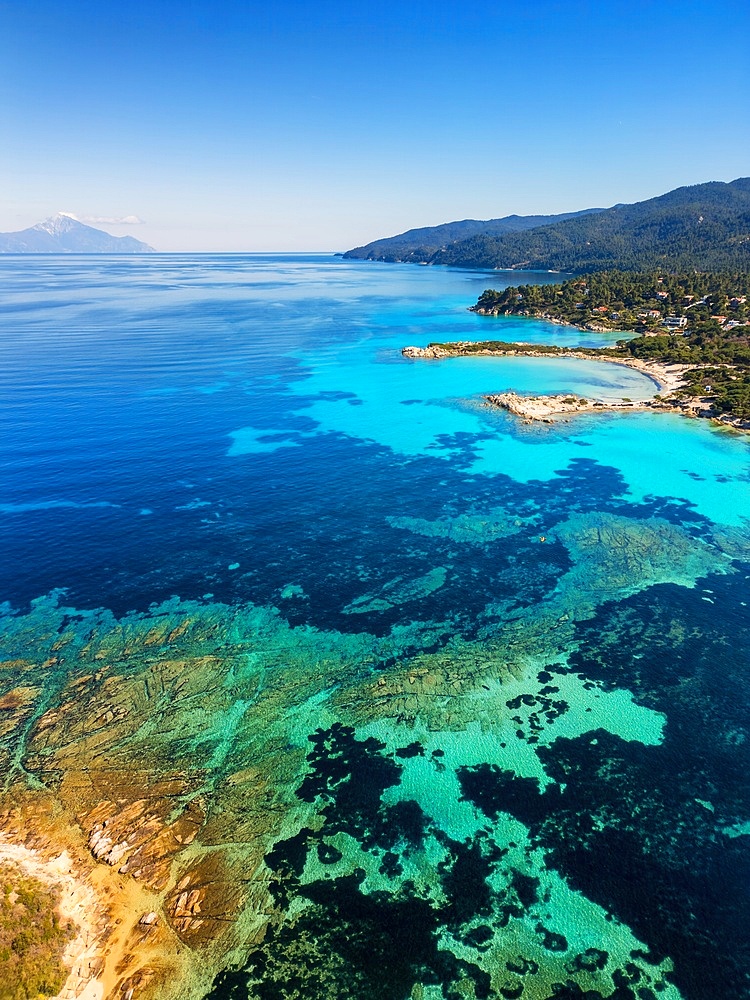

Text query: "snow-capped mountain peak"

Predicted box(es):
[33, 214, 82, 236]
[1, 214, 155, 253]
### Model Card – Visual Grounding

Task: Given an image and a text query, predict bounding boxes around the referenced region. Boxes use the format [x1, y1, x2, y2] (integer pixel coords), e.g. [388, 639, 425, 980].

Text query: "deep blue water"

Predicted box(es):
[1, 254, 749, 1000]
[1, 254, 745, 616]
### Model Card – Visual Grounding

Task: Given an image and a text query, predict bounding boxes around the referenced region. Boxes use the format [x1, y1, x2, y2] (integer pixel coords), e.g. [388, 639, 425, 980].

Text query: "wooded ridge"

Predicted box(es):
[346, 179, 750, 273]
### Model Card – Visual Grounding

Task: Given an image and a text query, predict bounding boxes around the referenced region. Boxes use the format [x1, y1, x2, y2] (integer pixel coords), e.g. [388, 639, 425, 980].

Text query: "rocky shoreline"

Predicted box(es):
[470, 305, 615, 333]
[401, 343, 750, 431]
[482, 390, 701, 425]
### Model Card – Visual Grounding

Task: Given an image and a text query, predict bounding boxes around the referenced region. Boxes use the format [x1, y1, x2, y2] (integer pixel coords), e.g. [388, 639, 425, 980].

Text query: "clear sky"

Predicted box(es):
[1, 0, 748, 251]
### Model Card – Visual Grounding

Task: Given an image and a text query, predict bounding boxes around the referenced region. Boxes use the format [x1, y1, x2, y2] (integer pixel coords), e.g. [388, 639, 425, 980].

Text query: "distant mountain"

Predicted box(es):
[0, 214, 155, 253]
[344, 179, 750, 273]
[342, 208, 605, 262]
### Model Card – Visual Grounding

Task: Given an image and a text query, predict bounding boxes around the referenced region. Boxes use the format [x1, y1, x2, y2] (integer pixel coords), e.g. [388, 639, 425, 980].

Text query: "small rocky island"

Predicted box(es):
[485, 392, 646, 422]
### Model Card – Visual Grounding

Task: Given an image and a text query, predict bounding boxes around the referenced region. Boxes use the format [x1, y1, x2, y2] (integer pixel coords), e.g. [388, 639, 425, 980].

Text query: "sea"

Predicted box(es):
[0, 253, 748, 1000]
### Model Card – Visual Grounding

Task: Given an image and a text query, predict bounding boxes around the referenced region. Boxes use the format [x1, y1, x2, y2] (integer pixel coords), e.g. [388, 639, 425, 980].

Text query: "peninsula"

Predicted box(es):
[402, 271, 750, 429]
[401, 342, 715, 423]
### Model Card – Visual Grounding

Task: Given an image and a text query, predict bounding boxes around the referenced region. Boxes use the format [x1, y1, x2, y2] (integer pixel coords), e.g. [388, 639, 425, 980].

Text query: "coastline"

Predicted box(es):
[401, 343, 749, 432]
[0, 811, 197, 1000]
[0, 838, 106, 1000]
[401, 342, 692, 394]
[470, 305, 618, 335]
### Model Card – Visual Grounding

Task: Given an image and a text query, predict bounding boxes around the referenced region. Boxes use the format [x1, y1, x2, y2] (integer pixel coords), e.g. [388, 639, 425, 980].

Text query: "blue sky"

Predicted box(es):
[1, 0, 748, 250]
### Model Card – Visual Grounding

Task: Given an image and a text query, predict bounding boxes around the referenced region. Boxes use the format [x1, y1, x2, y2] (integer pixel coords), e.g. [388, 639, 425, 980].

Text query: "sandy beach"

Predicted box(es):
[402, 343, 693, 396]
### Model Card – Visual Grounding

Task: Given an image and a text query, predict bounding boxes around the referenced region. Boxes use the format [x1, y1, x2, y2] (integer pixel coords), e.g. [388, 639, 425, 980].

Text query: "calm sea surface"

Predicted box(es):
[1, 254, 749, 999]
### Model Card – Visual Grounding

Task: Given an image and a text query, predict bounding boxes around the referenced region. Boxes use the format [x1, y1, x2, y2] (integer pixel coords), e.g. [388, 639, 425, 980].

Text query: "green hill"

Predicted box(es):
[346, 179, 750, 273]
[342, 209, 604, 262]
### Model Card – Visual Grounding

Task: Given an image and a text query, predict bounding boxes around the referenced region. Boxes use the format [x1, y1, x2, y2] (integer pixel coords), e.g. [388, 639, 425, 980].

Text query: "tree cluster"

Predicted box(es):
[474, 271, 750, 332]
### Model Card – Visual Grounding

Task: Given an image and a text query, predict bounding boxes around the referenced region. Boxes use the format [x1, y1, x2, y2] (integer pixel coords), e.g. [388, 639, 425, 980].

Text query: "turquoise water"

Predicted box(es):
[232, 302, 748, 526]
[0, 254, 749, 1000]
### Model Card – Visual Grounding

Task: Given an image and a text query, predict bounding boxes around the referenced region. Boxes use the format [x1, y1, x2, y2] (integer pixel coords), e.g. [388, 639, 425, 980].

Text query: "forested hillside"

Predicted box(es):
[472, 271, 750, 331]
[347, 179, 750, 273]
[342, 209, 603, 262]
